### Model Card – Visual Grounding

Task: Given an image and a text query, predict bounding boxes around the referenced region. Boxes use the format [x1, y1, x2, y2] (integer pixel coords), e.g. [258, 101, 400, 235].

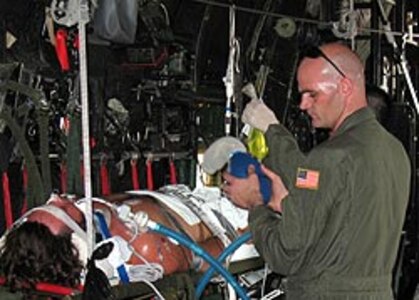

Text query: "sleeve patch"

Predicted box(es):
[295, 168, 320, 190]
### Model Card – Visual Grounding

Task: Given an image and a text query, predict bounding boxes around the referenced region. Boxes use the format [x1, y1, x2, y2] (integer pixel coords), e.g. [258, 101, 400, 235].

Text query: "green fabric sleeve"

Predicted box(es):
[263, 124, 305, 188]
[249, 149, 349, 276]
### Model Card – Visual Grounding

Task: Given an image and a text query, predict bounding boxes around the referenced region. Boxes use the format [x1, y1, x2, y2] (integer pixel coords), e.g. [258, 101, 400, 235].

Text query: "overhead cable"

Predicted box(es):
[192, 0, 419, 39]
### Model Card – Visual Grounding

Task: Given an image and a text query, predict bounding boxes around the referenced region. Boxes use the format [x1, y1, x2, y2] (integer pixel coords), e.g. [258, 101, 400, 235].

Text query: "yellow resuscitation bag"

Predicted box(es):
[247, 128, 269, 161]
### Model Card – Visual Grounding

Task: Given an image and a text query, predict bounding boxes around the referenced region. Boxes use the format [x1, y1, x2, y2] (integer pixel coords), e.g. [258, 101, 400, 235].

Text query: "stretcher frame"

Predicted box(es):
[0, 258, 264, 299]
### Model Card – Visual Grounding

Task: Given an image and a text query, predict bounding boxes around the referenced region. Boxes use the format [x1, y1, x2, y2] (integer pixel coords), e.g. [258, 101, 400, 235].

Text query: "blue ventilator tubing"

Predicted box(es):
[148, 222, 250, 300]
[95, 212, 130, 284]
[228, 152, 272, 204]
[195, 231, 252, 298]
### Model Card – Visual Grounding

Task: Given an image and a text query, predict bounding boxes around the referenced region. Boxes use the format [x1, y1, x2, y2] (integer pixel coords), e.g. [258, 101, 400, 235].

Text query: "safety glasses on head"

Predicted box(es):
[301, 46, 346, 78]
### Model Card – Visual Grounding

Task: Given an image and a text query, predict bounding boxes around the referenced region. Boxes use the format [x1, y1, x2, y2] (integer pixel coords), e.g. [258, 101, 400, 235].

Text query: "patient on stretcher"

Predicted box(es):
[0, 185, 256, 292]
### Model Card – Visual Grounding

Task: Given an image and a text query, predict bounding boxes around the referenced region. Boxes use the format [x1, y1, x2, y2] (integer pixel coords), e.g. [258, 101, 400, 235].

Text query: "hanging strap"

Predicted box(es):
[2, 172, 13, 229]
[130, 158, 140, 190]
[100, 156, 111, 196]
[0, 107, 44, 208]
[146, 158, 154, 190]
[66, 112, 83, 195]
[60, 161, 68, 194]
[189, 158, 196, 188]
[37, 103, 52, 197]
[169, 158, 177, 184]
[21, 164, 28, 214]
[0, 80, 52, 198]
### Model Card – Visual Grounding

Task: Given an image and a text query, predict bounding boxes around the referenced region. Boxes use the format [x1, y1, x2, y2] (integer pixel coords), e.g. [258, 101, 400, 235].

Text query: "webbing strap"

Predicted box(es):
[189, 158, 196, 188]
[130, 159, 140, 190]
[161, 187, 231, 246]
[100, 159, 111, 195]
[0, 81, 44, 103]
[21, 165, 28, 214]
[31, 205, 87, 241]
[2, 172, 12, 228]
[94, 212, 130, 284]
[0, 81, 52, 198]
[0, 107, 44, 208]
[146, 159, 154, 190]
[0, 275, 83, 296]
[37, 107, 52, 196]
[169, 159, 177, 184]
[60, 162, 67, 194]
[66, 113, 83, 195]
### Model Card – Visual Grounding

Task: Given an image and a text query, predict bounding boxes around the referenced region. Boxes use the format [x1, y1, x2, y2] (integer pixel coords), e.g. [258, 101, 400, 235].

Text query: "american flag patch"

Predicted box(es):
[295, 168, 320, 190]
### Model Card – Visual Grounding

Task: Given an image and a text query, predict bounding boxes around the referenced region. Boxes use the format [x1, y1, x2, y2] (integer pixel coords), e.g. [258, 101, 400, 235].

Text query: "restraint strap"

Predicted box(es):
[31, 205, 87, 241]
[94, 212, 130, 284]
[161, 187, 231, 246]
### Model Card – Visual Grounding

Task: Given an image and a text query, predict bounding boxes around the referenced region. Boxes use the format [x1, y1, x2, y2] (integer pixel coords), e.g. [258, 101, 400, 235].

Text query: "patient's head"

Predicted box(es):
[27, 195, 86, 235]
[0, 202, 84, 291]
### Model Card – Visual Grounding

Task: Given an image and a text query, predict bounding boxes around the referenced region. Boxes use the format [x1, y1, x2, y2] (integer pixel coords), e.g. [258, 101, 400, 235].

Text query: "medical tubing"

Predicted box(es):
[147, 221, 249, 300]
[195, 231, 252, 298]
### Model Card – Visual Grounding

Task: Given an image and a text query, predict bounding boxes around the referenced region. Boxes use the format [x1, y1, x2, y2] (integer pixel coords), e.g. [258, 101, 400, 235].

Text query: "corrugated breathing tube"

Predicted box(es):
[195, 231, 252, 298]
[147, 220, 249, 300]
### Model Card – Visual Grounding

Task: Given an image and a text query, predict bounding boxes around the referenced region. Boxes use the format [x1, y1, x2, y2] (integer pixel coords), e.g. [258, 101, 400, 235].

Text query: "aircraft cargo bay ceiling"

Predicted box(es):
[0, 0, 419, 299]
[1, 0, 418, 148]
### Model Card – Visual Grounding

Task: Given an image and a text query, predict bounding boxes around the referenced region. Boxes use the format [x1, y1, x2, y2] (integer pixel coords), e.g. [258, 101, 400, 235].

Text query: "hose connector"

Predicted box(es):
[133, 211, 149, 230]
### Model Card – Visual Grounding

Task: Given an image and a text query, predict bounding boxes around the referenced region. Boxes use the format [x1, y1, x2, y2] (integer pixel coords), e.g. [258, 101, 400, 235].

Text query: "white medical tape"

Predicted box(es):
[30, 205, 87, 241]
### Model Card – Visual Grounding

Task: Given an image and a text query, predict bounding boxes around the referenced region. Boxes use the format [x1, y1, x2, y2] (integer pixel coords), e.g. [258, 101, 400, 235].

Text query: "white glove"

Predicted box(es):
[241, 99, 279, 133]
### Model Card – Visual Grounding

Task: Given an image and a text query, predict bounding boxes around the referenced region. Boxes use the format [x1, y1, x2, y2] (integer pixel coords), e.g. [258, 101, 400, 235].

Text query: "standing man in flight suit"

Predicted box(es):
[222, 42, 411, 299]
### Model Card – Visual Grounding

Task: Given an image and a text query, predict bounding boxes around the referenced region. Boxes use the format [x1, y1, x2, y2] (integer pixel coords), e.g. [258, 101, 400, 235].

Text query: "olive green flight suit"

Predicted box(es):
[249, 107, 411, 299]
